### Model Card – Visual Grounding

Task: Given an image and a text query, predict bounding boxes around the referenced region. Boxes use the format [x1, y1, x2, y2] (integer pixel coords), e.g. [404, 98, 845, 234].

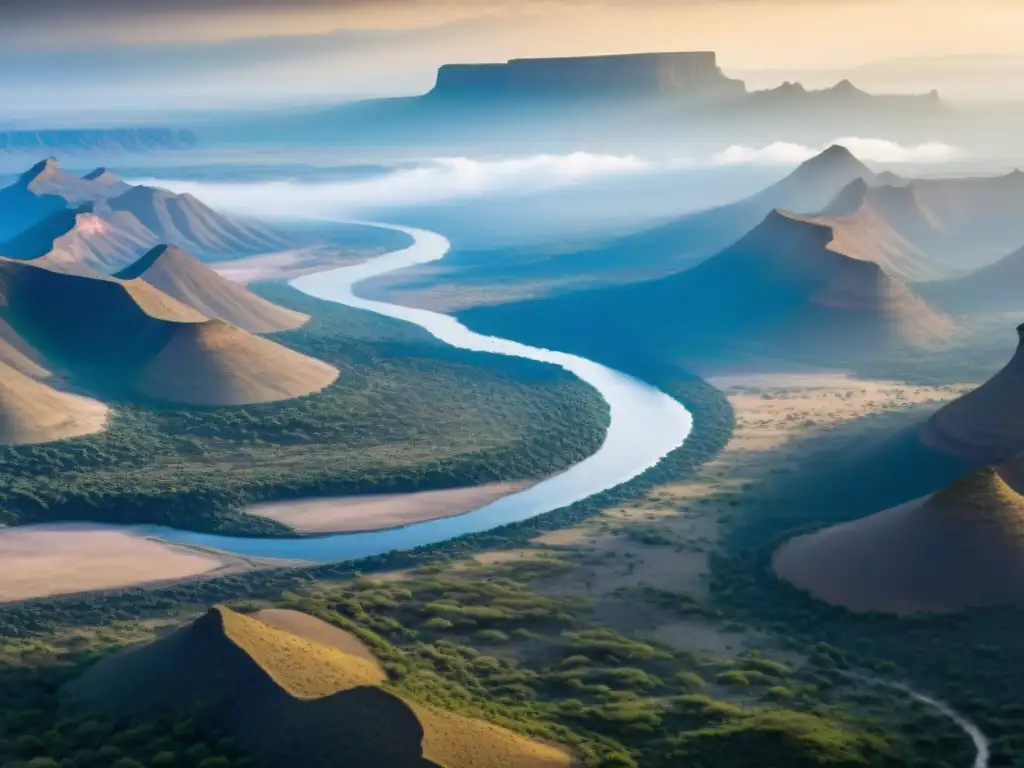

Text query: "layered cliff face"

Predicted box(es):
[429, 52, 747, 100]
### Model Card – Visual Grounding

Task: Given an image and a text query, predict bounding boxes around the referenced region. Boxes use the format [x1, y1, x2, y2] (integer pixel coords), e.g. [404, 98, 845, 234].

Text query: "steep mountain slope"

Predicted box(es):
[0, 158, 293, 267]
[0, 205, 157, 275]
[0, 360, 108, 445]
[0, 316, 50, 379]
[918, 239, 1024, 313]
[116, 245, 308, 333]
[135, 320, 337, 406]
[0, 258, 336, 406]
[62, 606, 572, 768]
[576, 143, 880, 274]
[874, 170, 1024, 270]
[106, 184, 290, 258]
[368, 144, 886, 312]
[0, 159, 70, 241]
[810, 178, 939, 282]
[919, 325, 1024, 464]
[463, 208, 951, 370]
[773, 464, 1024, 613]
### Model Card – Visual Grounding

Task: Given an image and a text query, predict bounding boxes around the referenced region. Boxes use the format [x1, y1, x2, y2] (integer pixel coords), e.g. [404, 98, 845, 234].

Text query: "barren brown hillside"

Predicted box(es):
[0, 360, 108, 445]
[135, 320, 337, 406]
[0, 316, 49, 379]
[0, 206, 156, 275]
[116, 245, 308, 333]
[811, 178, 939, 282]
[0, 258, 335, 407]
[107, 184, 290, 257]
[773, 464, 1024, 613]
[920, 325, 1024, 464]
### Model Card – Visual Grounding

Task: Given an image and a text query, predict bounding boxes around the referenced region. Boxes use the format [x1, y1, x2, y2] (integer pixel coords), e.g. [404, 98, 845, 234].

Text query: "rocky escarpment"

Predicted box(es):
[429, 51, 747, 101]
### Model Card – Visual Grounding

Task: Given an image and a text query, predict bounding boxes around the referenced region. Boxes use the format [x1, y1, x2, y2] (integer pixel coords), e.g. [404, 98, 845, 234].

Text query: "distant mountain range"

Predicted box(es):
[461, 145, 954, 370]
[0, 159, 335, 442]
[236, 51, 942, 148]
[425, 52, 939, 108]
[0, 128, 197, 153]
[0, 158, 291, 267]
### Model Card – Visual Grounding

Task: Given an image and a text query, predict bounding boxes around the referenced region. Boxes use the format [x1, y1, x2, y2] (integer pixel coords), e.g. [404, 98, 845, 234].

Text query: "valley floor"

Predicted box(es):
[444, 372, 974, 659]
[0, 372, 972, 609]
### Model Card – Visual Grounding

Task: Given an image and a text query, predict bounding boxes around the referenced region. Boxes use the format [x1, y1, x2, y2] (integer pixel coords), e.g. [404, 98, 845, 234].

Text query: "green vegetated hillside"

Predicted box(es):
[0, 559, 968, 768]
[0, 284, 609, 535]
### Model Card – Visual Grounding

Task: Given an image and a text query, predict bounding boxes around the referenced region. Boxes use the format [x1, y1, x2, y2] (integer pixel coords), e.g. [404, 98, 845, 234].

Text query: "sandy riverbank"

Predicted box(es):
[248, 482, 532, 534]
[0, 524, 303, 604]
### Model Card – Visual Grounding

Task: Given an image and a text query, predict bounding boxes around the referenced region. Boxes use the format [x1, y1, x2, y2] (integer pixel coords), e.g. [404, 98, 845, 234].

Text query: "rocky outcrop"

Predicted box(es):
[429, 51, 747, 100]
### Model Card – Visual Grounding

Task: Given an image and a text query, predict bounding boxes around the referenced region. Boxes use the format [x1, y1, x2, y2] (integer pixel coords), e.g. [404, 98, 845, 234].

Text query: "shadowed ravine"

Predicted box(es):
[140, 222, 694, 561]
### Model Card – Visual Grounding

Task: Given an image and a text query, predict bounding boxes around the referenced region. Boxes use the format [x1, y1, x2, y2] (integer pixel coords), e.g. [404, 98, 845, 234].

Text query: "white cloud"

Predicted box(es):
[130, 151, 652, 218]
[710, 137, 961, 166]
[832, 137, 961, 163]
[709, 142, 817, 166]
[130, 140, 962, 221]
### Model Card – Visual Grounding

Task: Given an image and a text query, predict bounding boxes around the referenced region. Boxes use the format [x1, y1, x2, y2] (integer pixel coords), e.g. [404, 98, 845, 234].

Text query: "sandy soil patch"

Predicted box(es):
[0, 524, 308, 603]
[248, 482, 531, 534]
[253, 608, 384, 668]
[709, 372, 974, 453]
[0, 525, 225, 603]
[212, 247, 365, 285]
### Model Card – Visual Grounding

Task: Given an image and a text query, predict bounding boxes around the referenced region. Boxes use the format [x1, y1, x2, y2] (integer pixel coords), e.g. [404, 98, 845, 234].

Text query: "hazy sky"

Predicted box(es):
[3, 0, 1024, 119]
[5, 0, 1024, 68]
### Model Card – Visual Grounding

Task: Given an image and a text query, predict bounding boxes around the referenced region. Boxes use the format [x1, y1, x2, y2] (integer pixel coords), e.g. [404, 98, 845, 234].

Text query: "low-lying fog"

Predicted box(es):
[117, 137, 966, 246]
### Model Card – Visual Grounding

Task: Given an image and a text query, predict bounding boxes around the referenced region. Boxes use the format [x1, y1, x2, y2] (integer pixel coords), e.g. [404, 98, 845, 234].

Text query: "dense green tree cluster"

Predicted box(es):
[0, 286, 609, 535]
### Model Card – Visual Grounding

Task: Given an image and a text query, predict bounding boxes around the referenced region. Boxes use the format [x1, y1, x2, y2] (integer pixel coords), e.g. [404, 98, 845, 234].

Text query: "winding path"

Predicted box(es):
[843, 673, 989, 767]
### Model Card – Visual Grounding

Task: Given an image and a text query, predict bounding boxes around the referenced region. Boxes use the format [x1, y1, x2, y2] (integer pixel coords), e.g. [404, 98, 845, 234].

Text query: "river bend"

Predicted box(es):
[142, 223, 694, 562]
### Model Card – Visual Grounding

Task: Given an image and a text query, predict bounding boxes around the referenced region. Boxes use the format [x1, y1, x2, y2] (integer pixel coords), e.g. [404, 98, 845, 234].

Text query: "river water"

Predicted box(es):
[139, 223, 694, 562]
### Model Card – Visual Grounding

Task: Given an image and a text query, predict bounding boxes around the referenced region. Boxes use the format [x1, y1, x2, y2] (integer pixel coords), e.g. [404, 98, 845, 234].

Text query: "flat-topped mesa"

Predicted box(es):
[429, 51, 748, 101]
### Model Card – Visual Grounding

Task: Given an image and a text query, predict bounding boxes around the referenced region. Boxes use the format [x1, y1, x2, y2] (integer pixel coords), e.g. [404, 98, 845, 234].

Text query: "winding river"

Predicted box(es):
[142, 223, 694, 561]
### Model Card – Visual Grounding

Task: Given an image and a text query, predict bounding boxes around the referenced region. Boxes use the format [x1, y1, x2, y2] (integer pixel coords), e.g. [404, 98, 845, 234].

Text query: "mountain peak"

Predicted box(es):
[793, 145, 870, 177]
[830, 79, 864, 96]
[19, 157, 61, 185]
[115, 244, 189, 280]
[821, 143, 856, 160]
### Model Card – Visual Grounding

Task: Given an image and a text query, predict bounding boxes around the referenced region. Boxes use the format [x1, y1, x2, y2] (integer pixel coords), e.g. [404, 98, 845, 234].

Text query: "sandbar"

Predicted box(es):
[248, 482, 531, 534]
[0, 524, 224, 603]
